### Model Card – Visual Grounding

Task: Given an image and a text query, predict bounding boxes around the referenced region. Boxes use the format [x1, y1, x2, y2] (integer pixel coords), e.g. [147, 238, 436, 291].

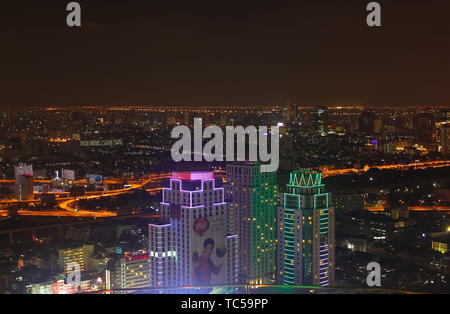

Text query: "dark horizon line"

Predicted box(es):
[0, 103, 449, 111]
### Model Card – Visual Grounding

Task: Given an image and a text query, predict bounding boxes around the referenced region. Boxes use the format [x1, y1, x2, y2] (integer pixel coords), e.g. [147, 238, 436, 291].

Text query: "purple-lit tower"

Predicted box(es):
[149, 171, 238, 288]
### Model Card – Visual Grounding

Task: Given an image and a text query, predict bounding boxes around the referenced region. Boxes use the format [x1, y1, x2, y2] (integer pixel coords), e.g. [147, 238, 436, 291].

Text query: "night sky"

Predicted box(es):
[1, 0, 449, 107]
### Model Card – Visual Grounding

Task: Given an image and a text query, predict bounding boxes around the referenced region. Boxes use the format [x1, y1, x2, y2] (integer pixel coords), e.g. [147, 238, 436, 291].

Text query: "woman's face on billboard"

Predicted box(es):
[204, 244, 214, 257]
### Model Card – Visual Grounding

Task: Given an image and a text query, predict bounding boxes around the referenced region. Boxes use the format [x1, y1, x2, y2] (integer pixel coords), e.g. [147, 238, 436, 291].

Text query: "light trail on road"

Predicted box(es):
[1, 173, 170, 218]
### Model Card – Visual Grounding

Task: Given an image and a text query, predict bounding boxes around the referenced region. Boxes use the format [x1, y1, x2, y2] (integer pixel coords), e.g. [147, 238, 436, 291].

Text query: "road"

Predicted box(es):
[1, 173, 170, 218]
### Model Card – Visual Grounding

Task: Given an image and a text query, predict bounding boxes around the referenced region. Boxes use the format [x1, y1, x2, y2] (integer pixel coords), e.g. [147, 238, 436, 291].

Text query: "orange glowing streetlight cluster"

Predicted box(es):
[322, 160, 450, 178]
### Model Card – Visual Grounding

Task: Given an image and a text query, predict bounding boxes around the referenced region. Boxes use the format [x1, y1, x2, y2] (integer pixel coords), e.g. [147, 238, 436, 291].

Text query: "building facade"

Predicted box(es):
[112, 251, 150, 292]
[149, 171, 239, 288]
[58, 244, 94, 275]
[14, 163, 34, 201]
[225, 162, 278, 284]
[148, 222, 176, 287]
[277, 170, 335, 287]
[16, 174, 34, 201]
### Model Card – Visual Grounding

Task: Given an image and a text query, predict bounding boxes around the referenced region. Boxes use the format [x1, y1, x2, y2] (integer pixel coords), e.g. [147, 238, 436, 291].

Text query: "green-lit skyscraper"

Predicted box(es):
[225, 162, 278, 284]
[277, 170, 335, 286]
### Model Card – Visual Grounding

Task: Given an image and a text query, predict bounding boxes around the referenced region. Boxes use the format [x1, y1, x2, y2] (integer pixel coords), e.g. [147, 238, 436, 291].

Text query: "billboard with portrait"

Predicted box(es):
[190, 214, 228, 286]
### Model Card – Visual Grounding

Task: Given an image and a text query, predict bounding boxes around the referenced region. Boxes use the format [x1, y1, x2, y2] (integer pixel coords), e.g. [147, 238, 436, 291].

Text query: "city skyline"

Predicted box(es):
[0, 105, 449, 294]
[1, 0, 449, 298]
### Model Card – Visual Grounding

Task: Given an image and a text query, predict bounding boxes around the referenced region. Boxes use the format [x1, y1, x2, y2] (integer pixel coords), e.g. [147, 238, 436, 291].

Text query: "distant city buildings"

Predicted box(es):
[431, 239, 448, 254]
[333, 193, 365, 213]
[27, 278, 98, 294]
[338, 238, 371, 253]
[0, 106, 449, 294]
[359, 109, 376, 134]
[315, 107, 329, 134]
[438, 122, 450, 157]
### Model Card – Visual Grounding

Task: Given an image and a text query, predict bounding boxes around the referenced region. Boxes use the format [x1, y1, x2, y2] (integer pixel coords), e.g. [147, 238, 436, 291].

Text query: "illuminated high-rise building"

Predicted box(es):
[225, 162, 278, 284]
[149, 171, 238, 288]
[148, 221, 176, 287]
[58, 244, 94, 274]
[112, 251, 150, 292]
[315, 107, 329, 134]
[277, 170, 335, 287]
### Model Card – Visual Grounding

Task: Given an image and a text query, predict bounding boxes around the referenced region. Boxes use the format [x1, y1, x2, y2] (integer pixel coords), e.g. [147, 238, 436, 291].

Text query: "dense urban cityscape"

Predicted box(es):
[1, 0, 450, 302]
[0, 105, 448, 294]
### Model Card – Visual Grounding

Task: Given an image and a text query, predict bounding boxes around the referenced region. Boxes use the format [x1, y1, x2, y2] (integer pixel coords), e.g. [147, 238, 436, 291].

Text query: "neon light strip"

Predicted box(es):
[172, 171, 214, 181]
[149, 223, 171, 227]
[181, 205, 204, 209]
[162, 175, 225, 209]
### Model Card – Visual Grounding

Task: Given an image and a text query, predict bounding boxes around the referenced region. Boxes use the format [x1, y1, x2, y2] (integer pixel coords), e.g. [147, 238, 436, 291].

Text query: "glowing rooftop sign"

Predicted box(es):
[289, 171, 323, 187]
[172, 171, 214, 181]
